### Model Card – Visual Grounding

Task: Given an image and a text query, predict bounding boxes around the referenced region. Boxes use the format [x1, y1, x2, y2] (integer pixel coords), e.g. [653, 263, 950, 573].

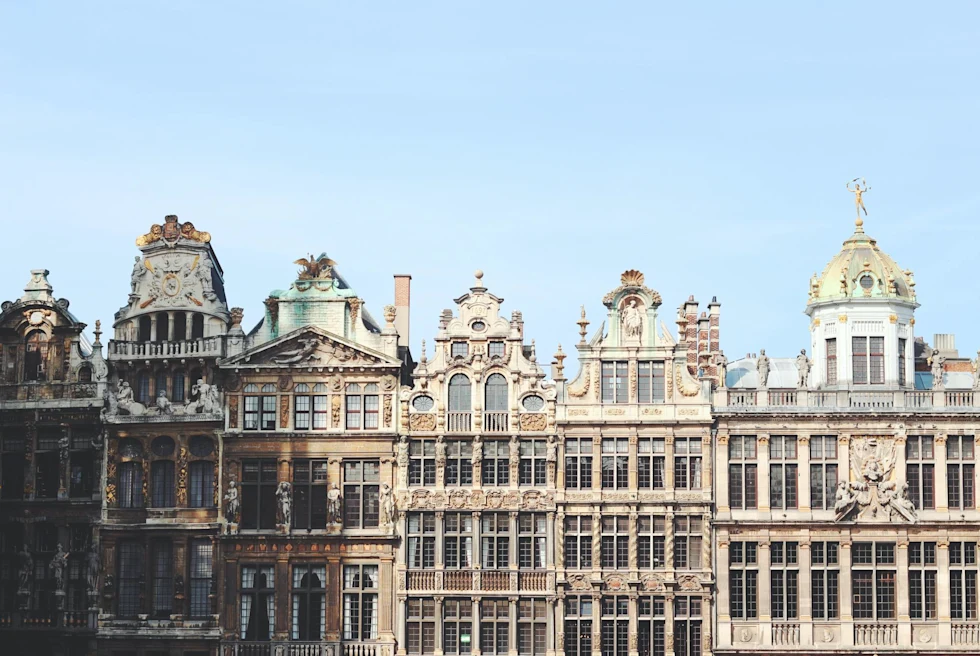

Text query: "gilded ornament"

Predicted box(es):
[279, 396, 290, 429]
[175, 447, 188, 506]
[294, 253, 336, 281]
[228, 395, 240, 429]
[348, 297, 361, 323]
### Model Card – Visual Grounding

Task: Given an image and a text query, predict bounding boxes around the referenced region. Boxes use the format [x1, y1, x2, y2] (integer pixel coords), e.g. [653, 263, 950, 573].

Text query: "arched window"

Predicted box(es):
[151, 460, 175, 507]
[78, 365, 93, 383]
[191, 314, 205, 339]
[172, 370, 186, 402]
[173, 312, 187, 341]
[118, 461, 144, 508]
[189, 461, 214, 508]
[448, 374, 472, 413]
[24, 331, 48, 381]
[484, 373, 508, 412]
[138, 316, 151, 342]
[137, 371, 151, 404]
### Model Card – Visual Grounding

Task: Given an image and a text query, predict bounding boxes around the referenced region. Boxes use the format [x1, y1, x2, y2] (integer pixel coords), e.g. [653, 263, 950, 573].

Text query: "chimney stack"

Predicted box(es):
[394, 275, 412, 348]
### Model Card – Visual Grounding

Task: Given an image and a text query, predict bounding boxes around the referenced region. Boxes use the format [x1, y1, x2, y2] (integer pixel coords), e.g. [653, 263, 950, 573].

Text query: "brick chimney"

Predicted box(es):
[394, 275, 411, 348]
[685, 296, 699, 373]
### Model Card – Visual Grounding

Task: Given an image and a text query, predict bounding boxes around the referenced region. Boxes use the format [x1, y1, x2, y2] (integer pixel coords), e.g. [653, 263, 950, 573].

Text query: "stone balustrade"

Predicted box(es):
[717, 388, 980, 411]
[108, 336, 226, 361]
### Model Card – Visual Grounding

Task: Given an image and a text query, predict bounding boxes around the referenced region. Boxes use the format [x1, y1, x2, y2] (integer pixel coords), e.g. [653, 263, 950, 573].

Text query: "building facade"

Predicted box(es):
[0, 269, 108, 656]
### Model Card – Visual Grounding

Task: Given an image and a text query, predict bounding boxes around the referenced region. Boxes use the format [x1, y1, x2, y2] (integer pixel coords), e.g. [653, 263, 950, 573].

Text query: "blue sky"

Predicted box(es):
[2, 2, 979, 371]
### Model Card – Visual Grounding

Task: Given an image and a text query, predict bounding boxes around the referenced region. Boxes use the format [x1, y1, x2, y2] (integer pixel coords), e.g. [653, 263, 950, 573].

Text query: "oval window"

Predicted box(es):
[413, 395, 435, 412]
[151, 436, 175, 457]
[471, 321, 486, 332]
[189, 435, 214, 457]
[119, 438, 144, 459]
[522, 395, 545, 411]
[860, 275, 874, 290]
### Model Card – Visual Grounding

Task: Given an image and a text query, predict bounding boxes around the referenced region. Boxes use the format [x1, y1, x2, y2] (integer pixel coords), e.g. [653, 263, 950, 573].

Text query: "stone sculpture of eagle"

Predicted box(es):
[294, 253, 337, 280]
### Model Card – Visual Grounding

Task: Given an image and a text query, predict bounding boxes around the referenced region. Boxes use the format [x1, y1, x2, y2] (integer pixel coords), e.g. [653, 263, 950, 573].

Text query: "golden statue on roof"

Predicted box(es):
[294, 253, 337, 280]
[846, 178, 871, 223]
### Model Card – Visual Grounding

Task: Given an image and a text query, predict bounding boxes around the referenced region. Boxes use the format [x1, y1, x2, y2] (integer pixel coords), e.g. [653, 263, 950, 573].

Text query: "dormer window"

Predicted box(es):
[852, 337, 884, 385]
[451, 342, 468, 359]
[23, 330, 48, 381]
[859, 275, 875, 291]
[488, 341, 505, 358]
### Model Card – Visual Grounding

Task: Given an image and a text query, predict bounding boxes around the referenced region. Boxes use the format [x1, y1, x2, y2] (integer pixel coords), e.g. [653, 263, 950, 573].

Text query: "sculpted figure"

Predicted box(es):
[59, 433, 70, 463]
[51, 543, 69, 591]
[509, 435, 520, 462]
[929, 349, 945, 389]
[327, 483, 343, 525]
[546, 434, 558, 463]
[973, 351, 980, 390]
[86, 545, 100, 593]
[471, 435, 483, 464]
[272, 337, 320, 365]
[18, 546, 33, 591]
[202, 381, 220, 413]
[197, 256, 216, 300]
[756, 349, 771, 388]
[716, 353, 729, 388]
[833, 481, 857, 521]
[435, 435, 447, 467]
[276, 481, 292, 526]
[621, 299, 643, 338]
[379, 483, 396, 528]
[224, 479, 240, 523]
[396, 435, 410, 470]
[847, 178, 871, 219]
[130, 256, 146, 293]
[795, 349, 811, 389]
[116, 381, 146, 416]
[156, 389, 173, 414]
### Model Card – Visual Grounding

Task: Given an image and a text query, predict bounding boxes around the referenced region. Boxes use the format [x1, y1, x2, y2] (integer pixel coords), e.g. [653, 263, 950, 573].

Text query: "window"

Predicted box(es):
[484, 374, 508, 433]
[601, 597, 629, 656]
[444, 599, 473, 656]
[638, 438, 665, 489]
[445, 440, 473, 486]
[770, 542, 798, 619]
[481, 513, 510, 569]
[809, 436, 838, 510]
[488, 341, 506, 358]
[519, 513, 546, 569]
[244, 384, 276, 431]
[444, 512, 473, 569]
[601, 516, 629, 569]
[78, 365, 93, 383]
[242, 459, 278, 530]
[638, 515, 666, 569]
[898, 337, 907, 386]
[67, 447, 91, 498]
[189, 460, 215, 508]
[118, 461, 144, 508]
[293, 460, 328, 529]
[601, 438, 629, 490]
[909, 542, 937, 620]
[449, 375, 472, 432]
[1, 433, 26, 500]
[601, 362, 628, 403]
[346, 383, 380, 430]
[852, 336, 885, 385]
[138, 371, 151, 403]
[673, 596, 702, 656]
[637, 362, 666, 403]
[118, 542, 144, 618]
[518, 598, 547, 656]
[769, 436, 797, 509]
[564, 438, 593, 490]
[728, 436, 758, 510]
[564, 596, 593, 656]
[481, 599, 509, 656]
[292, 564, 326, 640]
[520, 439, 547, 486]
[312, 384, 329, 429]
[673, 516, 703, 569]
[674, 438, 702, 489]
[407, 513, 436, 569]
[172, 370, 185, 402]
[344, 461, 380, 528]
[522, 395, 545, 411]
[155, 372, 168, 403]
[151, 540, 173, 618]
[851, 542, 896, 620]
[407, 598, 436, 655]
[294, 383, 311, 430]
[34, 430, 60, 499]
[730, 542, 758, 619]
[826, 339, 837, 385]
[482, 441, 509, 486]
[241, 565, 275, 640]
[151, 460, 175, 507]
[564, 515, 593, 570]
[810, 542, 839, 620]
[451, 342, 469, 359]
[638, 596, 666, 656]
[947, 435, 975, 510]
[189, 539, 212, 619]
[409, 440, 436, 487]
[23, 330, 48, 381]
[343, 564, 378, 640]
[906, 436, 935, 510]
[950, 542, 978, 621]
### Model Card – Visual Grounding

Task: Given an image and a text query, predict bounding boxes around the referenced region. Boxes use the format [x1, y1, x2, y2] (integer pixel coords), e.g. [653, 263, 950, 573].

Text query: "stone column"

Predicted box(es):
[471, 597, 482, 656]
[664, 511, 675, 571]
[548, 596, 558, 656]
[936, 434, 949, 512]
[591, 593, 602, 656]
[897, 539, 911, 645]
[665, 435, 675, 490]
[546, 512, 556, 568]
[509, 512, 519, 570]
[150, 314, 158, 342]
[397, 597, 408, 656]
[509, 596, 518, 656]
[717, 434, 730, 514]
[435, 595, 445, 656]
[555, 511, 565, 570]
[629, 433, 639, 490]
[758, 540, 772, 646]
[798, 435, 811, 513]
[185, 312, 194, 341]
[592, 436, 602, 494]
[167, 311, 175, 342]
[628, 512, 639, 571]
[275, 555, 289, 639]
[664, 593, 675, 656]
[436, 511, 445, 568]
[592, 511, 602, 574]
[472, 512, 482, 570]
[839, 540, 854, 647]
[798, 540, 812, 646]
[628, 594, 639, 656]
[380, 558, 395, 639]
[716, 537, 732, 649]
[757, 435, 770, 512]
[838, 435, 850, 492]
[327, 556, 342, 640]
[938, 540, 952, 647]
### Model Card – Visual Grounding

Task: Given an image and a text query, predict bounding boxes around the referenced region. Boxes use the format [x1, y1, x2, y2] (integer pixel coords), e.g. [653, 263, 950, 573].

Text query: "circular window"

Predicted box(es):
[151, 436, 175, 457]
[522, 395, 545, 411]
[860, 275, 874, 290]
[189, 435, 214, 457]
[119, 438, 143, 459]
[413, 395, 435, 412]
[471, 321, 486, 332]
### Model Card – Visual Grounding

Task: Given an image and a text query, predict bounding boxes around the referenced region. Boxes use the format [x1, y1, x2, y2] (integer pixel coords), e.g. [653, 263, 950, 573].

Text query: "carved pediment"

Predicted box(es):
[228, 327, 397, 368]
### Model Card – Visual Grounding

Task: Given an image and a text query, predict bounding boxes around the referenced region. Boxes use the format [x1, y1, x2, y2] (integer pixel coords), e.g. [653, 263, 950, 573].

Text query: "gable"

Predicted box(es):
[224, 326, 399, 368]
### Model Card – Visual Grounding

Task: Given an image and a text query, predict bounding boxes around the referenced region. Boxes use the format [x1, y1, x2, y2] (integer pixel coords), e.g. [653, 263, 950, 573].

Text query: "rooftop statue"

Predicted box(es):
[846, 177, 871, 221]
[294, 253, 336, 280]
[756, 349, 770, 388]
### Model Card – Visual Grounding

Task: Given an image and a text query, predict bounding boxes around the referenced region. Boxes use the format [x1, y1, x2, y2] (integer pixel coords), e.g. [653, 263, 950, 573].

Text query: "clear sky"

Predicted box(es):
[2, 2, 979, 372]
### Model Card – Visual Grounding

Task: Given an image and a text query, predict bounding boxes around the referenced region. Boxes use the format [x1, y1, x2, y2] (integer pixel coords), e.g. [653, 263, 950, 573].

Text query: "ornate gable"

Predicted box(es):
[223, 326, 399, 369]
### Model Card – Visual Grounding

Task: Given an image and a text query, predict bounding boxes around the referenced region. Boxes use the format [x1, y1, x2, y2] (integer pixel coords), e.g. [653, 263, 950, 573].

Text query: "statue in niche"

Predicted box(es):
[795, 349, 811, 389]
[546, 434, 558, 463]
[327, 483, 343, 525]
[621, 299, 643, 338]
[379, 483, 396, 528]
[756, 350, 770, 388]
[86, 545, 100, 593]
[114, 381, 146, 416]
[17, 546, 33, 592]
[51, 544, 68, 591]
[224, 479, 240, 523]
[471, 435, 483, 464]
[276, 481, 292, 526]
[272, 337, 320, 365]
[130, 257, 146, 294]
[435, 435, 446, 467]
[396, 435, 410, 471]
[929, 349, 945, 390]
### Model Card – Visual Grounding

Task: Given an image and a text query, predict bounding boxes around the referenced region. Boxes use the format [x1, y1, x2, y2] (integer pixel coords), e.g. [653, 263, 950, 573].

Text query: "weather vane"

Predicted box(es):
[846, 178, 871, 223]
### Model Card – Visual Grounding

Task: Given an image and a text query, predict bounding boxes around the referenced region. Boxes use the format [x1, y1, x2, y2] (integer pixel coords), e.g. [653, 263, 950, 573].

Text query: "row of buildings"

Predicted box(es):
[2, 209, 979, 656]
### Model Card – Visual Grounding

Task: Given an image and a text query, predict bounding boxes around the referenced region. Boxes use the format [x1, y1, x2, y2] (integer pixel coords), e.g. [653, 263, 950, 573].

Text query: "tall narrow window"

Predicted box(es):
[189, 460, 215, 508]
[825, 339, 837, 385]
[407, 598, 436, 655]
[260, 384, 277, 430]
[520, 439, 547, 486]
[809, 436, 838, 510]
[343, 460, 380, 528]
[292, 459, 328, 530]
[444, 512, 473, 569]
[291, 564, 326, 640]
[312, 383, 329, 430]
[674, 438, 702, 490]
[23, 331, 48, 381]
[638, 515, 666, 570]
[449, 374, 473, 432]
[601, 516, 629, 569]
[481, 599, 509, 656]
[851, 542, 896, 620]
[445, 440, 473, 486]
[601, 597, 629, 656]
[638, 438, 665, 489]
[601, 438, 629, 490]
[343, 564, 378, 640]
[950, 542, 979, 621]
[519, 513, 547, 569]
[241, 459, 278, 530]
[118, 461, 144, 508]
[637, 362, 666, 403]
[151, 460, 175, 507]
[898, 337, 907, 386]
[117, 542, 144, 618]
[909, 542, 938, 620]
[564, 438, 593, 490]
[770, 542, 798, 619]
[564, 597, 593, 656]
[407, 513, 436, 569]
[601, 362, 629, 403]
[189, 539, 212, 619]
[906, 436, 935, 510]
[673, 596, 702, 656]
[638, 597, 665, 656]
[409, 440, 436, 487]
[852, 336, 885, 384]
[769, 436, 797, 509]
[346, 383, 380, 430]
[673, 516, 702, 569]
[244, 384, 276, 430]
[729, 542, 758, 619]
[294, 383, 311, 430]
[564, 515, 593, 570]
[482, 441, 509, 486]
[811, 542, 839, 620]
[484, 374, 508, 433]
[518, 598, 547, 656]
[947, 435, 975, 510]
[240, 565, 274, 640]
[481, 513, 510, 569]
[728, 436, 758, 510]
[151, 540, 173, 618]
[443, 599, 473, 656]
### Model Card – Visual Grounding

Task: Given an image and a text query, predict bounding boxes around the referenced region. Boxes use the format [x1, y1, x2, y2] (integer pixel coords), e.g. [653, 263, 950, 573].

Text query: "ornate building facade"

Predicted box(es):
[0, 270, 108, 655]
[554, 271, 716, 656]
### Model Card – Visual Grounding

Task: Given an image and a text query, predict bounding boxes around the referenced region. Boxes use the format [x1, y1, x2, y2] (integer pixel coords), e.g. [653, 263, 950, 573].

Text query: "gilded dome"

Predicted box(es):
[807, 218, 916, 305]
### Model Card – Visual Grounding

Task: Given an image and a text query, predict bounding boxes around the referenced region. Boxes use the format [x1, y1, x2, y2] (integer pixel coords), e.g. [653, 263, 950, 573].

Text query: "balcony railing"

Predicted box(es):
[226, 642, 385, 656]
[447, 412, 472, 433]
[483, 412, 509, 433]
[906, 391, 933, 408]
[729, 391, 756, 407]
[717, 388, 980, 411]
[854, 623, 897, 647]
[771, 623, 800, 646]
[108, 336, 226, 360]
[768, 391, 797, 407]
[947, 391, 975, 407]
[953, 623, 980, 646]
[406, 569, 551, 594]
[0, 609, 97, 631]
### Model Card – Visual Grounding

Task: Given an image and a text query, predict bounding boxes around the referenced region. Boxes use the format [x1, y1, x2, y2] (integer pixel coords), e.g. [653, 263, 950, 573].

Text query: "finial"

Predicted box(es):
[93, 320, 102, 344]
[530, 338, 537, 363]
[576, 306, 589, 344]
[474, 269, 484, 286]
[846, 178, 870, 231]
[420, 339, 427, 363]
[553, 344, 567, 379]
